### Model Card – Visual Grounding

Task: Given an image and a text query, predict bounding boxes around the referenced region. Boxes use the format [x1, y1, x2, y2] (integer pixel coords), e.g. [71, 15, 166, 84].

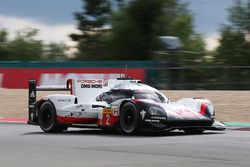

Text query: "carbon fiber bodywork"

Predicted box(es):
[134, 100, 214, 130]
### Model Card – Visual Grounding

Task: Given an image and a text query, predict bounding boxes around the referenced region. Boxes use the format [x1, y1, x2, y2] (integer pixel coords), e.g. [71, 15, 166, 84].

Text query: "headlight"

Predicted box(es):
[206, 103, 215, 116]
[149, 106, 165, 116]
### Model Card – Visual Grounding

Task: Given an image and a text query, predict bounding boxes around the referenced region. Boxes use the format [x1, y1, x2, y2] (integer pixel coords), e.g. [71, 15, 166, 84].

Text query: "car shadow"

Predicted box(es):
[22, 128, 225, 137]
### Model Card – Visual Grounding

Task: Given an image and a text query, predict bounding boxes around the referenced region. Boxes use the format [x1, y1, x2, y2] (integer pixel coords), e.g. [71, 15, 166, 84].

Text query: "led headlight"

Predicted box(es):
[149, 106, 165, 116]
[206, 103, 215, 116]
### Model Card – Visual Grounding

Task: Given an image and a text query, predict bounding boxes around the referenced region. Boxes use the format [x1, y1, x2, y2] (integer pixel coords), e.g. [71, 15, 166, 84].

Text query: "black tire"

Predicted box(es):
[119, 102, 139, 134]
[38, 101, 65, 133]
[184, 129, 204, 134]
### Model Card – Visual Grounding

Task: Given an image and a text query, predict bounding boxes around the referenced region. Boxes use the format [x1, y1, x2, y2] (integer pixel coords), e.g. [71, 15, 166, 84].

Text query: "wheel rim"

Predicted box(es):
[42, 108, 53, 128]
[123, 109, 135, 130]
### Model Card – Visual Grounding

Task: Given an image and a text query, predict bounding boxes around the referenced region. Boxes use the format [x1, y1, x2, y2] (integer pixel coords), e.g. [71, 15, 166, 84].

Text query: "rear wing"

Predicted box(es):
[28, 79, 71, 124]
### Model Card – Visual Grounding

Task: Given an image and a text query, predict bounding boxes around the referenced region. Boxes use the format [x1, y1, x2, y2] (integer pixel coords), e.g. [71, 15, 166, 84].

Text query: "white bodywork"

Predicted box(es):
[42, 79, 143, 120]
[40, 78, 214, 122]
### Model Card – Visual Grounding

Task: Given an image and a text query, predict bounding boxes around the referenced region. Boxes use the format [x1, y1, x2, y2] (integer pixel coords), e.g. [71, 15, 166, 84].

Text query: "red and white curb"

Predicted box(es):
[0, 118, 27, 123]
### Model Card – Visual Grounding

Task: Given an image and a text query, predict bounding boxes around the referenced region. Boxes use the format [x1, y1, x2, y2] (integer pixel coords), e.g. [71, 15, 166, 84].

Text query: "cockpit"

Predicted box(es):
[96, 89, 167, 104]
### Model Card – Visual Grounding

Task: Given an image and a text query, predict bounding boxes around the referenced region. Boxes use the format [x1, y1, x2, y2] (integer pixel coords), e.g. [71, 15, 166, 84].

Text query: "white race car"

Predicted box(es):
[28, 77, 225, 134]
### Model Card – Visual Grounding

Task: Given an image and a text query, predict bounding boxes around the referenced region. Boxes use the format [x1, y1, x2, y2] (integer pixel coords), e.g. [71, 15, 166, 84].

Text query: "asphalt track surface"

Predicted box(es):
[0, 123, 249, 167]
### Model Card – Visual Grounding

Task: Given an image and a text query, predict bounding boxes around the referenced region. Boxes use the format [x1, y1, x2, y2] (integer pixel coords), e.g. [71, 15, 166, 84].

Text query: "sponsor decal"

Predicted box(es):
[140, 110, 146, 120]
[113, 109, 119, 116]
[70, 112, 83, 117]
[30, 91, 36, 98]
[58, 99, 72, 102]
[103, 108, 113, 114]
[81, 84, 102, 88]
[98, 108, 120, 127]
[77, 79, 103, 84]
[76, 104, 83, 108]
[78, 80, 103, 89]
[99, 108, 113, 126]
[145, 119, 160, 123]
[151, 116, 166, 120]
[103, 79, 108, 86]
[29, 104, 35, 108]
[130, 80, 137, 83]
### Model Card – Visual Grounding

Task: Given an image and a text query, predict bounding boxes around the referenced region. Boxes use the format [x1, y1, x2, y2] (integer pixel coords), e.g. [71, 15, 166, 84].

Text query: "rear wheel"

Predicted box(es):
[119, 102, 139, 134]
[38, 101, 66, 133]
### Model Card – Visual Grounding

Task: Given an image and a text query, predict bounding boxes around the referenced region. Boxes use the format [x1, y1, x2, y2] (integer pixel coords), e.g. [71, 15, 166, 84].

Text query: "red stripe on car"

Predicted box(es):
[57, 116, 97, 124]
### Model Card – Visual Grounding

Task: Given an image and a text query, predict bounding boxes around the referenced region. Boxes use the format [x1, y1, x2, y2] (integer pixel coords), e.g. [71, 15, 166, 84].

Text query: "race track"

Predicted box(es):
[0, 123, 249, 167]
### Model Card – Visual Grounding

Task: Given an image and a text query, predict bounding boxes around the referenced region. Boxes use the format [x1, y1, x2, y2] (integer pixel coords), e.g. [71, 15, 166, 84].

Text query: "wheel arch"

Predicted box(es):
[37, 99, 56, 113]
[36, 99, 59, 125]
[38, 99, 66, 133]
[119, 100, 140, 134]
[119, 100, 137, 113]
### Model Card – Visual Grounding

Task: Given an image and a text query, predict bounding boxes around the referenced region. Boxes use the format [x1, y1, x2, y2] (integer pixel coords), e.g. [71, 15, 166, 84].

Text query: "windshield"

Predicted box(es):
[133, 91, 166, 103]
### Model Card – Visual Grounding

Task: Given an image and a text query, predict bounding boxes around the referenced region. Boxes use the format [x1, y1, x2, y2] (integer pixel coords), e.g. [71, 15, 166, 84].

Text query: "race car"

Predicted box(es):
[28, 77, 225, 134]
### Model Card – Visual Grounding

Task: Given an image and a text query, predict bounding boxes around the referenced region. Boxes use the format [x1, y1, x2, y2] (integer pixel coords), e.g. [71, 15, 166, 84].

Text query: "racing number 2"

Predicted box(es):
[106, 114, 110, 125]
[101, 108, 118, 127]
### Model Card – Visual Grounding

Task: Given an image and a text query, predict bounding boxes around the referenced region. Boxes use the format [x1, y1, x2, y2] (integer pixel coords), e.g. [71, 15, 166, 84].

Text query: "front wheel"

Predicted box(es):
[119, 102, 139, 134]
[38, 101, 66, 133]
